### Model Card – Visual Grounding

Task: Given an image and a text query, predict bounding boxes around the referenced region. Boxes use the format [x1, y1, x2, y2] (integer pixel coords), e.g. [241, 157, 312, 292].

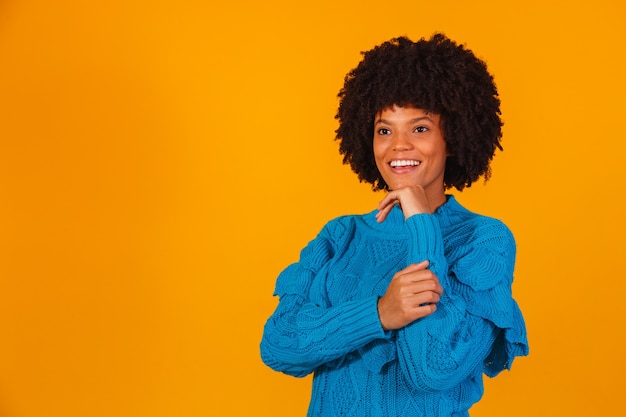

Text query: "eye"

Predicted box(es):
[414, 126, 429, 133]
[377, 128, 391, 135]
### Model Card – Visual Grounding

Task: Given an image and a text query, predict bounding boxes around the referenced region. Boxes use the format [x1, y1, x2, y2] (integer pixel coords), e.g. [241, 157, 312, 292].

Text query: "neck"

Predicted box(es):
[428, 192, 448, 213]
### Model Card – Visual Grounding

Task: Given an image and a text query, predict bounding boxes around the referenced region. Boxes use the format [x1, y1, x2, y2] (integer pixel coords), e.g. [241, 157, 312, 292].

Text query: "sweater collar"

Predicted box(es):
[364, 194, 465, 233]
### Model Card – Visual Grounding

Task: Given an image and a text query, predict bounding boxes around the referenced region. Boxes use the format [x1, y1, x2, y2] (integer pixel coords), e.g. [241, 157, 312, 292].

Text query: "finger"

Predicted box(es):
[399, 301, 439, 321]
[375, 204, 394, 223]
[391, 261, 429, 280]
[375, 200, 398, 223]
[403, 260, 430, 272]
[377, 193, 399, 211]
[377, 192, 399, 211]
[394, 262, 429, 277]
[404, 281, 443, 298]
[412, 303, 438, 317]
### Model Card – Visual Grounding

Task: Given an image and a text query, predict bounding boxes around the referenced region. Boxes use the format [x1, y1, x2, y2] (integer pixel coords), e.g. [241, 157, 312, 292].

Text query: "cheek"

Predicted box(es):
[425, 141, 448, 162]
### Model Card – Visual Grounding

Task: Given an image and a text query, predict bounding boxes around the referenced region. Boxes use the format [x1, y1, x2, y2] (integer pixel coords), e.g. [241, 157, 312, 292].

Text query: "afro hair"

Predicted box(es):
[335, 33, 503, 191]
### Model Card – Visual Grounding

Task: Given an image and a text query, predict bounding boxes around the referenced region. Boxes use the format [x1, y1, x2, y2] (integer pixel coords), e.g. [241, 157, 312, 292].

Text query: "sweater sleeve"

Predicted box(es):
[396, 214, 529, 392]
[260, 219, 391, 377]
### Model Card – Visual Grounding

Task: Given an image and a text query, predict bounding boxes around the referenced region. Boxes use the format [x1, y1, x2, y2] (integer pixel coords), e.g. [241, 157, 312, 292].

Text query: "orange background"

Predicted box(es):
[1, 0, 625, 416]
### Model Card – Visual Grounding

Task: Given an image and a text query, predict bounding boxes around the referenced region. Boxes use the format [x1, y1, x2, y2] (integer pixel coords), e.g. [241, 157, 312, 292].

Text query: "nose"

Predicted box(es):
[392, 132, 412, 151]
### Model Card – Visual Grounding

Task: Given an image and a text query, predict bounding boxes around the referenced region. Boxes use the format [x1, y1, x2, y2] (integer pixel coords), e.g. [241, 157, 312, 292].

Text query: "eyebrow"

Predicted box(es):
[374, 116, 433, 126]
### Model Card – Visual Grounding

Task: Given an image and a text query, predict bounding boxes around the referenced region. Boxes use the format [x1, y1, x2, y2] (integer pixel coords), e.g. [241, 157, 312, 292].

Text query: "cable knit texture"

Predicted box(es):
[260, 196, 529, 416]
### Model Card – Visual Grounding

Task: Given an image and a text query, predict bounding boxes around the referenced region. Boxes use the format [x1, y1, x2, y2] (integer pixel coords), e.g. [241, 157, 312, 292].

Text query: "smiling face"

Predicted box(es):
[373, 105, 448, 202]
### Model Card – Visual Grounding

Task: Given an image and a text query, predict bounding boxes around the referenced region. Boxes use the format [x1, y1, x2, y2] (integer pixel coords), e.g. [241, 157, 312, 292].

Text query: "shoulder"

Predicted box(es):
[299, 212, 368, 266]
[441, 197, 517, 288]
[440, 196, 515, 250]
[319, 213, 357, 238]
[318, 210, 379, 240]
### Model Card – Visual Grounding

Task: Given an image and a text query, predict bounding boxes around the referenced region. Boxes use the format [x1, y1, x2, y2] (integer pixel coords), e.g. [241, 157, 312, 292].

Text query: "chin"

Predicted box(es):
[388, 182, 416, 190]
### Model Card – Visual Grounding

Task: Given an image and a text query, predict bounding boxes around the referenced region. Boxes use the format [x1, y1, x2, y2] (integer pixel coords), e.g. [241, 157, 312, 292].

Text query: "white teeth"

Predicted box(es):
[390, 160, 420, 167]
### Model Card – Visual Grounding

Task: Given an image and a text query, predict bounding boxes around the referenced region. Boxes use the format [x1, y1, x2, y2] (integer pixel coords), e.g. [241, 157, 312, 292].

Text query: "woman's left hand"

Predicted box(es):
[376, 185, 432, 223]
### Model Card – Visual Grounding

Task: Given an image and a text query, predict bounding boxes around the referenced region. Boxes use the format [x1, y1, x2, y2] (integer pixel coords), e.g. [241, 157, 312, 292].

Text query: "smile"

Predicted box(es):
[390, 160, 421, 167]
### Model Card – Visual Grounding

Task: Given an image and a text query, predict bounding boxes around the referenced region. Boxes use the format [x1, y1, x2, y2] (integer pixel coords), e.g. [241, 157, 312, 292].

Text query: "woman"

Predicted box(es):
[260, 33, 529, 416]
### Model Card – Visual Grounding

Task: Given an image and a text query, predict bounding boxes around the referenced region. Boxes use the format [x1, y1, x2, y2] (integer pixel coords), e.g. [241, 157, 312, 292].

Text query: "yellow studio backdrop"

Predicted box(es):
[0, 0, 624, 416]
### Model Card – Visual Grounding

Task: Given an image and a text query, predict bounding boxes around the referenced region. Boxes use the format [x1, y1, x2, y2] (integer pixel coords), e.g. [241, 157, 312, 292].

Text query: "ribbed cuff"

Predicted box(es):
[405, 213, 445, 261]
[332, 296, 391, 349]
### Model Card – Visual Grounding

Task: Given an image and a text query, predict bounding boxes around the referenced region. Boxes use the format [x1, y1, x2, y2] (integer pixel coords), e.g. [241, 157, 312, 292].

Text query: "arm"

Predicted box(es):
[396, 213, 523, 391]
[376, 187, 528, 391]
[260, 221, 391, 377]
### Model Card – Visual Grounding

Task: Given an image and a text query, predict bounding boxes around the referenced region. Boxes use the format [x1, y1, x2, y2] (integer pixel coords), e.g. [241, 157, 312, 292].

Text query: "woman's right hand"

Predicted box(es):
[377, 260, 443, 331]
[375, 185, 433, 223]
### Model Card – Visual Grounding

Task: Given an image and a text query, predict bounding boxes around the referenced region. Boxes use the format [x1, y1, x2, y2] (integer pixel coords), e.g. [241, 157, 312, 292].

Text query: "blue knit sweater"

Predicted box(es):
[261, 196, 528, 416]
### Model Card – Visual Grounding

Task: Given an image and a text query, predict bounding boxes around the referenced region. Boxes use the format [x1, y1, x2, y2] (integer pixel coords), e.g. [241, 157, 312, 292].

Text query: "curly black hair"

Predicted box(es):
[335, 33, 503, 191]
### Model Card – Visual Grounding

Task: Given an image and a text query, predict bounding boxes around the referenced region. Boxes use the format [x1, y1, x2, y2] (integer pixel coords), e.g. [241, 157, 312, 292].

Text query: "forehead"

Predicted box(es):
[375, 105, 439, 122]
